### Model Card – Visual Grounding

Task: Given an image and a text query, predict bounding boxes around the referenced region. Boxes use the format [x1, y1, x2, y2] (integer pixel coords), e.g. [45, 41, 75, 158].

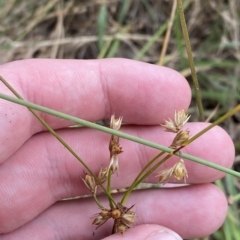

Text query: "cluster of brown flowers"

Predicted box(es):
[82, 167, 109, 196]
[92, 203, 135, 234]
[157, 110, 190, 184]
[83, 111, 190, 235]
[108, 115, 123, 173]
[82, 115, 135, 234]
[82, 115, 124, 195]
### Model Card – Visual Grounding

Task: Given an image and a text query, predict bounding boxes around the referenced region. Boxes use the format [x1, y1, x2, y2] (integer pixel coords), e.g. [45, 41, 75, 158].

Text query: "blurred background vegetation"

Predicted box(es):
[0, 0, 240, 239]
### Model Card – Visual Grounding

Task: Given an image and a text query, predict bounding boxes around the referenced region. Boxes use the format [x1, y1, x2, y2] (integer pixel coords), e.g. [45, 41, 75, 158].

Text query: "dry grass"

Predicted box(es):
[0, 0, 240, 239]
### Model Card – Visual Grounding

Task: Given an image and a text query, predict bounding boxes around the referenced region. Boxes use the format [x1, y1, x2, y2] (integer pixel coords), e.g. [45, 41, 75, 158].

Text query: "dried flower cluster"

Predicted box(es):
[82, 115, 135, 234]
[108, 115, 123, 173]
[82, 173, 97, 196]
[82, 168, 109, 196]
[92, 203, 135, 234]
[82, 115, 123, 195]
[161, 110, 190, 133]
[156, 158, 188, 184]
[157, 110, 190, 184]
[82, 111, 190, 236]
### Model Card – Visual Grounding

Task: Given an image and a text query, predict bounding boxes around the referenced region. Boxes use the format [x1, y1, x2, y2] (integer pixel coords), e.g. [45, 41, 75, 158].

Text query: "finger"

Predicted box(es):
[0, 123, 233, 232]
[0, 59, 191, 161]
[0, 184, 227, 239]
[103, 225, 182, 240]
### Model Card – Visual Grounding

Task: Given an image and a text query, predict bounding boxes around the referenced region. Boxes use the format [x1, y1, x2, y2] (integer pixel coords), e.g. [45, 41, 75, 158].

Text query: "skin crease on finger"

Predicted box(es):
[0, 58, 191, 162]
[0, 184, 228, 240]
[0, 122, 234, 233]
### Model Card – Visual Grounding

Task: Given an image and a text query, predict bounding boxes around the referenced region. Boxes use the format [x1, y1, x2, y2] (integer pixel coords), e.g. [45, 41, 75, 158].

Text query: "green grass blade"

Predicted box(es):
[97, 3, 107, 51]
[134, 23, 167, 61]
[117, 0, 131, 25]
[176, 0, 205, 121]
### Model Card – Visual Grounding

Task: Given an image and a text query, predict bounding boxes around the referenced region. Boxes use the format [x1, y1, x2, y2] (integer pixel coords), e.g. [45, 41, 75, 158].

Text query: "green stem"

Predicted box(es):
[121, 102, 240, 203]
[121, 146, 184, 204]
[107, 170, 113, 208]
[121, 153, 172, 205]
[0, 76, 116, 206]
[93, 194, 104, 209]
[233, 193, 240, 203]
[120, 151, 164, 204]
[0, 91, 240, 178]
[177, 0, 205, 121]
[186, 105, 240, 145]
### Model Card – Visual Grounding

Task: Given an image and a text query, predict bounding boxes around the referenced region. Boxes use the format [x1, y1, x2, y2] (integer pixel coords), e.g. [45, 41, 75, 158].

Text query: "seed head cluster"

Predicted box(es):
[82, 115, 135, 234]
[161, 110, 190, 133]
[82, 115, 123, 195]
[108, 115, 123, 173]
[82, 111, 190, 235]
[92, 203, 135, 234]
[157, 110, 190, 184]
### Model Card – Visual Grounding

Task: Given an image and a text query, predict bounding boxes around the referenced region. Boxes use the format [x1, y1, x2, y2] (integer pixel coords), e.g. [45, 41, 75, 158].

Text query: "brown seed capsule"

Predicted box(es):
[114, 220, 128, 234]
[93, 203, 135, 233]
[100, 209, 111, 218]
[111, 144, 123, 155]
[82, 173, 97, 195]
[122, 211, 135, 225]
[92, 215, 106, 226]
[111, 209, 121, 219]
[156, 159, 188, 184]
[98, 167, 108, 184]
[92, 209, 111, 229]
[173, 159, 188, 182]
[170, 129, 190, 149]
[112, 203, 135, 234]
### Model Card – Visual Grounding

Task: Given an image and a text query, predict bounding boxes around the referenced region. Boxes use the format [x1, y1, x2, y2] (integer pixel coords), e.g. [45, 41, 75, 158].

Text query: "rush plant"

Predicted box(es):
[0, 75, 240, 237]
[0, 0, 240, 238]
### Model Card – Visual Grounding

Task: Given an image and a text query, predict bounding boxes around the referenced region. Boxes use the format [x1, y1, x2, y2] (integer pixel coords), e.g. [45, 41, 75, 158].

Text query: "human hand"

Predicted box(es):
[0, 59, 234, 239]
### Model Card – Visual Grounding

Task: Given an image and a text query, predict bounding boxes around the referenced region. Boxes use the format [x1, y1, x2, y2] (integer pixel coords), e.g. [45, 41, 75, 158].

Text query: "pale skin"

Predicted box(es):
[0, 59, 235, 239]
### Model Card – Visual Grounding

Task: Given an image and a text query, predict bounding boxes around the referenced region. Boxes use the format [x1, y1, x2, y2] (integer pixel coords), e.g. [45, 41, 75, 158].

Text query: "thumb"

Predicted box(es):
[102, 224, 182, 240]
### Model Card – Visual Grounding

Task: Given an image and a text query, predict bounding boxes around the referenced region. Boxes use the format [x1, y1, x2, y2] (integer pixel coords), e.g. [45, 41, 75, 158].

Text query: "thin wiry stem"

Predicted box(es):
[177, 0, 205, 121]
[120, 151, 164, 204]
[0, 89, 240, 178]
[121, 146, 184, 205]
[107, 170, 114, 209]
[122, 104, 240, 203]
[158, 0, 177, 65]
[93, 195, 104, 209]
[0, 76, 116, 206]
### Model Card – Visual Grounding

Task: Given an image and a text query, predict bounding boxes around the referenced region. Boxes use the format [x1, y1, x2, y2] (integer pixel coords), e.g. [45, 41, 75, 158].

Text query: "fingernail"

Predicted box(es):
[146, 229, 182, 240]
